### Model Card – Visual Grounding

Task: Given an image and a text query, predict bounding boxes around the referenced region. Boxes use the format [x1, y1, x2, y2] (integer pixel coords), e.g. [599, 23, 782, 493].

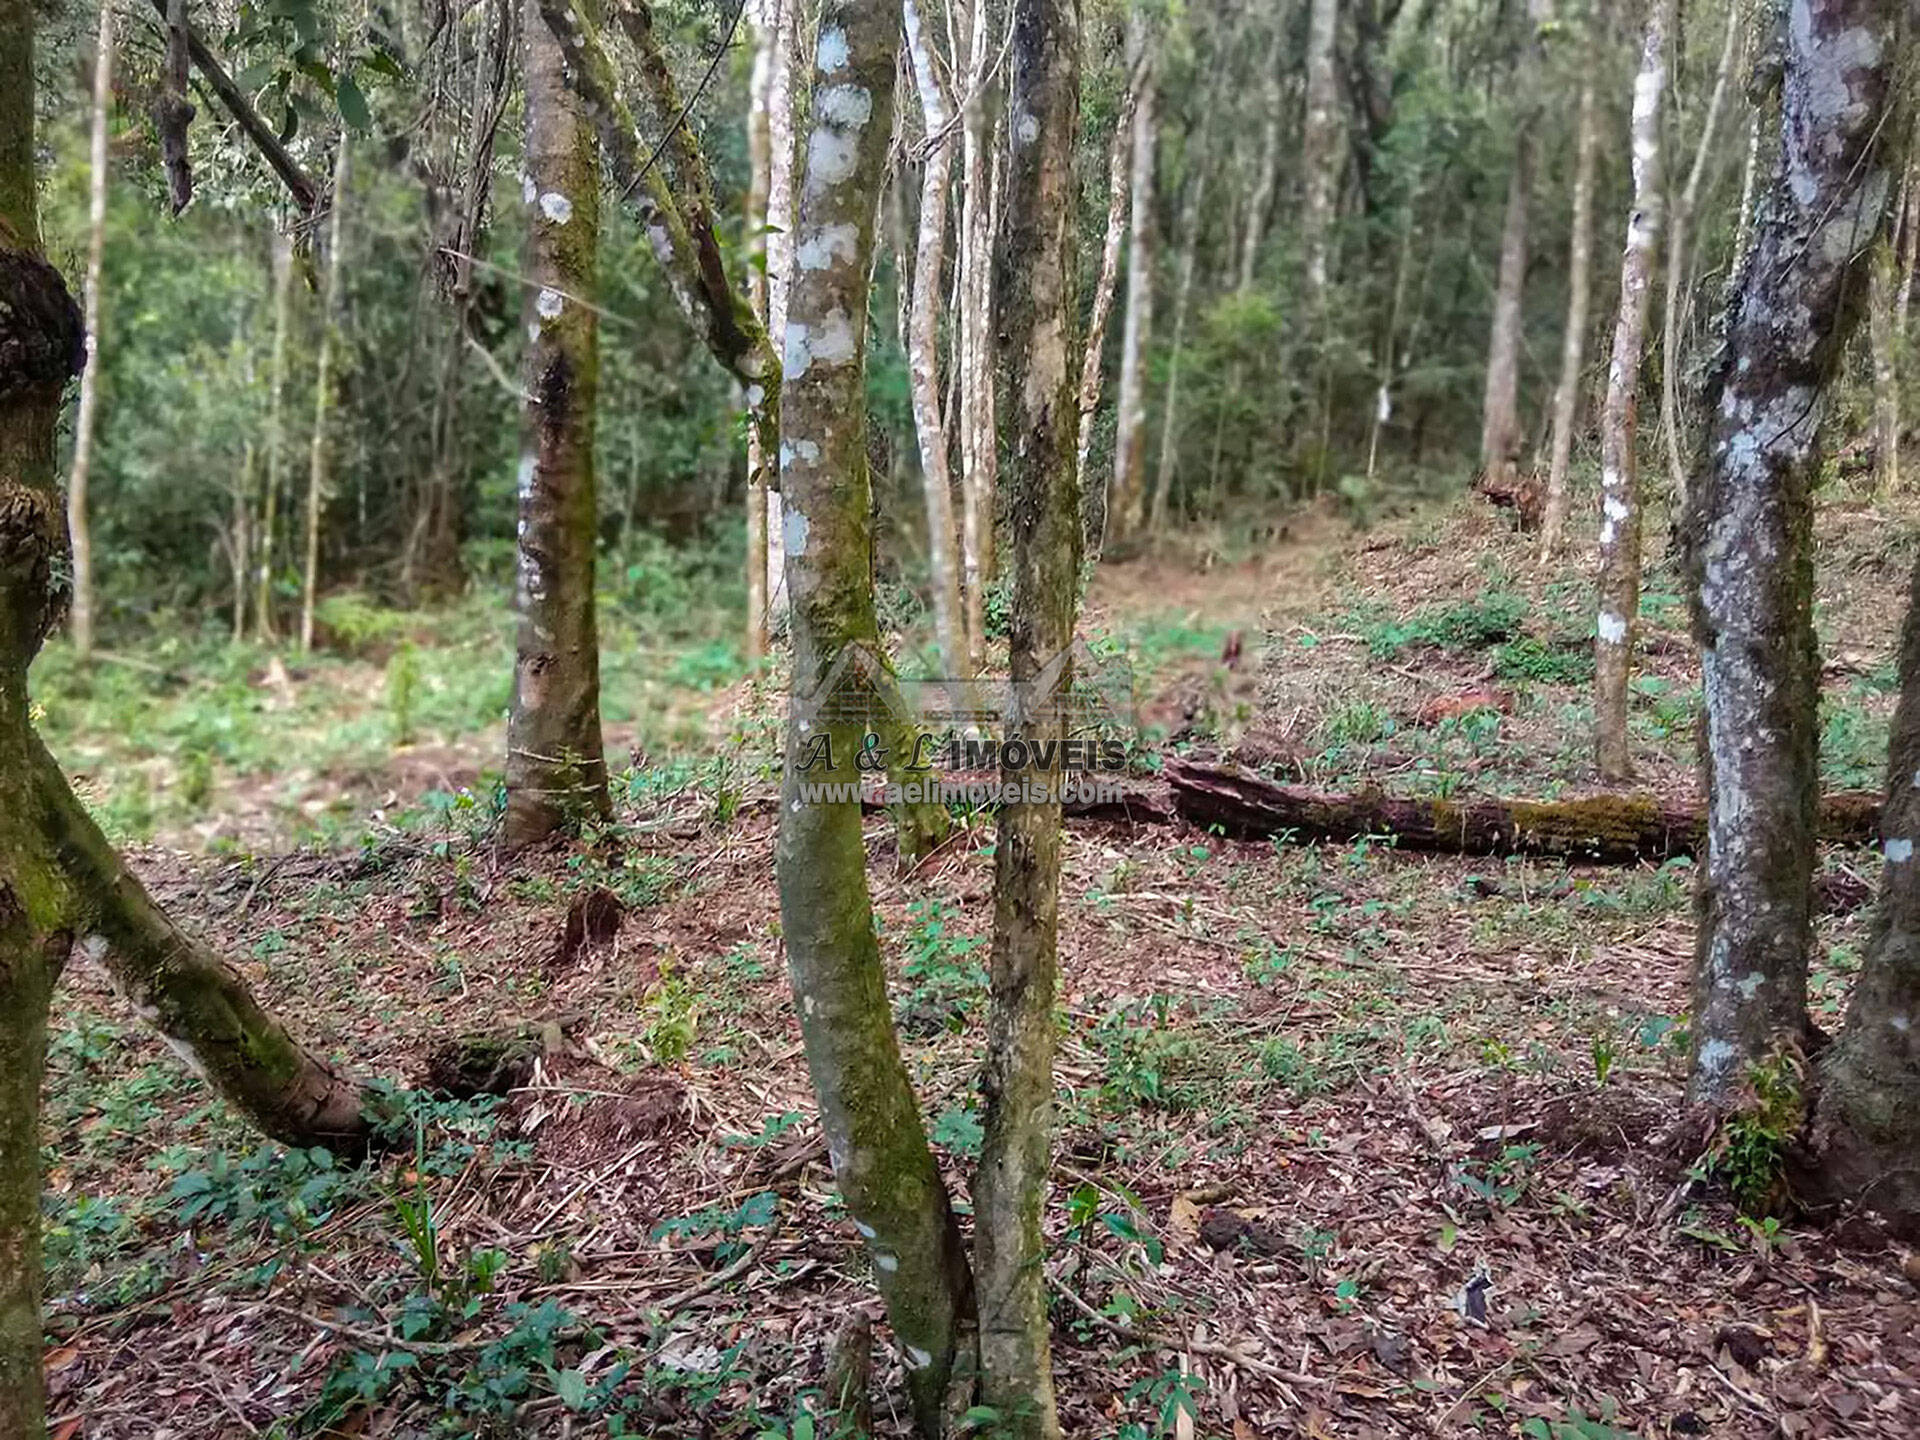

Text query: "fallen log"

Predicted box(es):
[1162, 758, 1881, 863]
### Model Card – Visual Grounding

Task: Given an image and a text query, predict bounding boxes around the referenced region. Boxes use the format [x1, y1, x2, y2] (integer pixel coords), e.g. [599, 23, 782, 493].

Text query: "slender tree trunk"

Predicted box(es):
[745, 0, 778, 662]
[1479, 136, 1533, 495]
[976, 0, 1079, 1424]
[1872, 241, 1901, 493]
[1074, 49, 1140, 512]
[232, 441, 252, 641]
[1299, 0, 1342, 316]
[904, 0, 966, 676]
[957, 0, 999, 669]
[300, 138, 350, 653]
[258, 228, 292, 641]
[1108, 50, 1156, 541]
[505, 0, 611, 844]
[1593, 0, 1673, 783]
[774, 4, 972, 1430]
[1366, 193, 1418, 482]
[1811, 549, 1920, 1234]
[1684, 0, 1896, 1107]
[1149, 151, 1207, 532]
[66, 0, 112, 662]
[765, 0, 800, 641]
[1724, 107, 1762, 314]
[1237, 17, 1283, 293]
[1660, 1, 1741, 517]
[1539, 70, 1599, 560]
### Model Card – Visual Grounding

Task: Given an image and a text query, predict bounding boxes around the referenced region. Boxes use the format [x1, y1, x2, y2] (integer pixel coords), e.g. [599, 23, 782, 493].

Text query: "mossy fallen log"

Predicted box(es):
[1161, 758, 1880, 862]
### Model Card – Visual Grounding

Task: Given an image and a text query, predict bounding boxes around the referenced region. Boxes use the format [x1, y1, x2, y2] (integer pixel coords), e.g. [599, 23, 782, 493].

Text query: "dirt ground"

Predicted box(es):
[37, 497, 1920, 1438]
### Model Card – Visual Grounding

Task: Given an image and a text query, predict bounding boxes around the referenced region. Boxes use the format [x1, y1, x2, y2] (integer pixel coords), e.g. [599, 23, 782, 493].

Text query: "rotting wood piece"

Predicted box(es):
[1163, 758, 1879, 862]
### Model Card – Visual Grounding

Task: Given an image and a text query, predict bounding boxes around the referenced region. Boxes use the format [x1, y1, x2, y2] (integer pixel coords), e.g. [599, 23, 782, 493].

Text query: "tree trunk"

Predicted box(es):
[1299, 0, 1342, 315]
[232, 441, 252, 641]
[1871, 241, 1901, 493]
[765, 0, 800, 642]
[1660, 1, 1741, 518]
[1108, 51, 1156, 542]
[300, 137, 350, 653]
[957, 0, 999, 670]
[258, 228, 292, 641]
[1538, 69, 1599, 560]
[504, 0, 611, 844]
[903, 0, 966, 677]
[1236, 16, 1283, 293]
[1, 21, 364, 1425]
[1684, 0, 1896, 1107]
[977, 0, 1080, 1424]
[1479, 135, 1533, 498]
[66, 0, 112, 663]
[1148, 144, 1207, 532]
[774, 3, 972, 1429]
[1810, 553, 1920, 1236]
[1074, 50, 1140, 518]
[1593, 0, 1674, 783]
[1162, 759, 1880, 860]
[745, 0, 778, 663]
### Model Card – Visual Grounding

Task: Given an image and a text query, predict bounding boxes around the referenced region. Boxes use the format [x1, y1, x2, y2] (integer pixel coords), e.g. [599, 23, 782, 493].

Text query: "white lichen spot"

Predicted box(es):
[1737, 971, 1766, 1000]
[536, 288, 566, 320]
[745, 384, 765, 408]
[1602, 494, 1630, 523]
[796, 222, 860, 272]
[521, 173, 538, 206]
[1597, 611, 1628, 644]
[80, 934, 110, 965]
[539, 192, 574, 225]
[517, 451, 537, 495]
[784, 505, 811, 558]
[807, 311, 858, 367]
[1599, 518, 1617, 547]
[1891, 1014, 1911, 1032]
[904, 1346, 934, 1369]
[785, 323, 813, 381]
[806, 128, 862, 191]
[816, 85, 873, 128]
[1887, 837, 1914, 863]
[1697, 1037, 1737, 1078]
[874, 1252, 899, 1273]
[527, 321, 543, 343]
[816, 26, 850, 72]
[854, 1220, 877, 1238]
[1016, 112, 1039, 144]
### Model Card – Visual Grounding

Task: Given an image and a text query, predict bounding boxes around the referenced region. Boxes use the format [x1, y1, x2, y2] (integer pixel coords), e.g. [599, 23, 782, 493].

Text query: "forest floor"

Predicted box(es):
[32, 493, 1920, 1439]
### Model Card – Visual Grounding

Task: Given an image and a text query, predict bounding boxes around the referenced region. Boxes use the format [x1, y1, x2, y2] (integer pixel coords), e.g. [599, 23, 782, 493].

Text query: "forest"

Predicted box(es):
[2, 0, 1920, 1433]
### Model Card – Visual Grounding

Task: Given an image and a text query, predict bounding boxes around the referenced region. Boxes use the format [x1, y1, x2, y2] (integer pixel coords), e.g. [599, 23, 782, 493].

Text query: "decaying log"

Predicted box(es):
[1162, 758, 1879, 863]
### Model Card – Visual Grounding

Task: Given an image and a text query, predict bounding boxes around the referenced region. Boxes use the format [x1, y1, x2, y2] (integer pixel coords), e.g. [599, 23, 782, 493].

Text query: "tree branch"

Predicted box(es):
[144, 0, 318, 215]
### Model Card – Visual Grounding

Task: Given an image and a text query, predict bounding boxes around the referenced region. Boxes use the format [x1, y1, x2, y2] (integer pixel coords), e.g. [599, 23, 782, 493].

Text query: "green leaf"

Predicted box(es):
[336, 75, 372, 132]
[553, 1366, 589, 1409]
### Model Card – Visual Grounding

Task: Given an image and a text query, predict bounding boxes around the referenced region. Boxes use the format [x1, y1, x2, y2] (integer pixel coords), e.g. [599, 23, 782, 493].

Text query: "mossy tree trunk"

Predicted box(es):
[976, 0, 1081, 1423]
[1074, 50, 1138, 514]
[1811, 551, 1920, 1235]
[3, 56, 367, 1436]
[0, 5, 80, 1422]
[504, 0, 611, 844]
[774, 1, 972, 1431]
[956, 0, 998, 669]
[1593, 0, 1673, 782]
[1684, 0, 1896, 1107]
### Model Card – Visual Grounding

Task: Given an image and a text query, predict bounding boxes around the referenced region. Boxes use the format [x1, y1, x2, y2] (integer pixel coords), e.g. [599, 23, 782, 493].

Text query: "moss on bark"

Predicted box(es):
[505, 0, 611, 844]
